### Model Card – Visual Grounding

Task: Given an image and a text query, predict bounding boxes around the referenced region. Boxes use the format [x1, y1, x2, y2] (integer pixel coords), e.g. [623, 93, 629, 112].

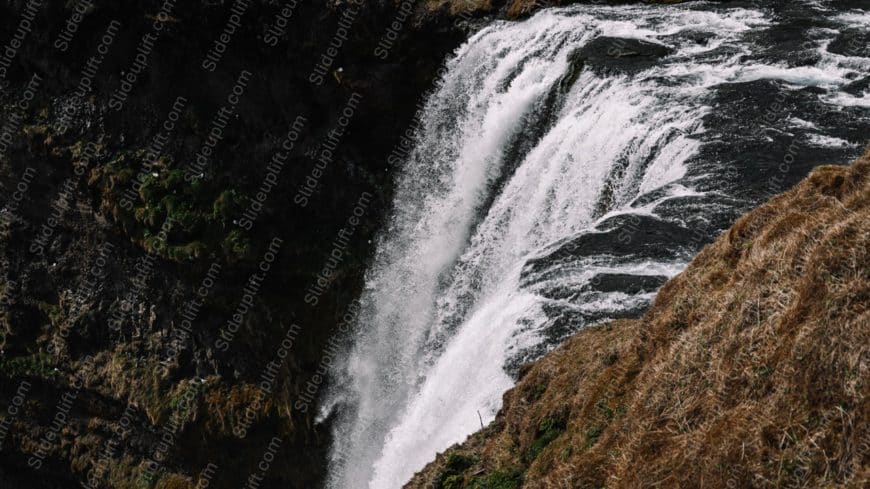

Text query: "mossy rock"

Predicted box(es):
[0, 352, 57, 379]
[88, 149, 256, 262]
[221, 229, 251, 259]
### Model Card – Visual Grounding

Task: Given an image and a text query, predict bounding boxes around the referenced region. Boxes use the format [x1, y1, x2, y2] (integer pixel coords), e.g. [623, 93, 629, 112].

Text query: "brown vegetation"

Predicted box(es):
[407, 150, 870, 488]
[419, 0, 689, 20]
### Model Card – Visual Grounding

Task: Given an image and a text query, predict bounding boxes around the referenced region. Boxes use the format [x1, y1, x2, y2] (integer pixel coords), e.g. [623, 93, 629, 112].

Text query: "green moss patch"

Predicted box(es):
[527, 414, 567, 461]
[89, 150, 252, 262]
[467, 467, 524, 489]
[0, 352, 57, 379]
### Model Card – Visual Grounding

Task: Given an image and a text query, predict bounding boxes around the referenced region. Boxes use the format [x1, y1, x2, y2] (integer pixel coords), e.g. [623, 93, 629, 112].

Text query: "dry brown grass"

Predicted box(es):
[421, 0, 562, 19]
[154, 473, 196, 489]
[420, 0, 495, 16]
[202, 383, 271, 435]
[407, 152, 870, 488]
[419, 0, 688, 19]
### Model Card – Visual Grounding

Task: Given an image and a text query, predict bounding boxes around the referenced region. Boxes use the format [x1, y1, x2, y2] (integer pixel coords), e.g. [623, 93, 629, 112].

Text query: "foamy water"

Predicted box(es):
[321, 2, 870, 487]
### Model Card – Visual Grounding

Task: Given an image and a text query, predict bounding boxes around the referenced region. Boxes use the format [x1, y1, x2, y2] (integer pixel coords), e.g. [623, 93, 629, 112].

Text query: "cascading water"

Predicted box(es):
[322, 1, 870, 488]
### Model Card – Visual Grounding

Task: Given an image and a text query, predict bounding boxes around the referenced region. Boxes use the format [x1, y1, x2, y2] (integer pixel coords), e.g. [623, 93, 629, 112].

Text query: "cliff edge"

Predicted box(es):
[407, 150, 870, 488]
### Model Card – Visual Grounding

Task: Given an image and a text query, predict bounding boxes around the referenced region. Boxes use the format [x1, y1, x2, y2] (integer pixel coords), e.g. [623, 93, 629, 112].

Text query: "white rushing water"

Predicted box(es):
[321, 2, 870, 488]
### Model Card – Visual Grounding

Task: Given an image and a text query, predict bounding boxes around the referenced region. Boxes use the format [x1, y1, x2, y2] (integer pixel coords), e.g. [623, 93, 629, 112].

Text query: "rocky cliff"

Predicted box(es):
[407, 151, 870, 488]
[0, 0, 480, 487]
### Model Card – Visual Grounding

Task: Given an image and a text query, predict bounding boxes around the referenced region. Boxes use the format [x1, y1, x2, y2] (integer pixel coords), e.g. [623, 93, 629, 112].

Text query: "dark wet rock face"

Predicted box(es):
[844, 76, 870, 96]
[522, 214, 696, 280]
[0, 1, 472, 488]
[574, 37, 673, 72]
[827, 29, 870, 58]
[585, 273, 667, 294]
[560, 36, 673, 92]
[692, 76, 869, 205]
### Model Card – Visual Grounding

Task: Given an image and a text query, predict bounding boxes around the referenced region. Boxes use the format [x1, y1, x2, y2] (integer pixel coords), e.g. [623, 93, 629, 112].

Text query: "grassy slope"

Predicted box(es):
[407, 150, 870, 488]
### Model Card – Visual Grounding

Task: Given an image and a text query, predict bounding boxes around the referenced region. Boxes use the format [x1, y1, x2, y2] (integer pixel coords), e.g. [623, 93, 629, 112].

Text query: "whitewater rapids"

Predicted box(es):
[321, 1, 870, 488]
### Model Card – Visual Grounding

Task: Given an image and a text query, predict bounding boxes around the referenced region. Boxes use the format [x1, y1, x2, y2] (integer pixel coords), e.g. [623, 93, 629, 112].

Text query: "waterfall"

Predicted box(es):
[321, 2, 870, 488]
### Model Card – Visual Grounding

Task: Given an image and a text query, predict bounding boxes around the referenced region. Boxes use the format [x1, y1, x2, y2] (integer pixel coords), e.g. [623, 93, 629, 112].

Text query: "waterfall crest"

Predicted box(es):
[322, 2, 870, 487]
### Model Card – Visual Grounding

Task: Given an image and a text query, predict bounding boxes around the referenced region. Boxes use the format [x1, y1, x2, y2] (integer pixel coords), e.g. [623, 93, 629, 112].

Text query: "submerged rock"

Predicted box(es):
[575, 37, 673, 71]
[584, 273, 667, 294]
[559, 36, 673, 91]
[522, 214, 696, 279]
